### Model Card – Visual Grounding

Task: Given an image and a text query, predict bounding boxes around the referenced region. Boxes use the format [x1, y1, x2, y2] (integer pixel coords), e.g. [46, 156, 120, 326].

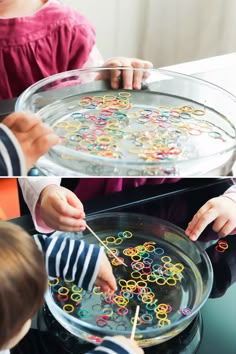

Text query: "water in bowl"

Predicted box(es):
[48, 230, 204, 346]
[38, 90, 236, 176]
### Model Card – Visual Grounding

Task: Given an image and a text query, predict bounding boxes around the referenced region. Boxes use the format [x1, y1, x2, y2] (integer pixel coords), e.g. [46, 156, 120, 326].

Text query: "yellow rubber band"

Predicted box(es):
[63, 304, 74, 313]
[58, 287, 69, 295]
[48, 278, 59, 286]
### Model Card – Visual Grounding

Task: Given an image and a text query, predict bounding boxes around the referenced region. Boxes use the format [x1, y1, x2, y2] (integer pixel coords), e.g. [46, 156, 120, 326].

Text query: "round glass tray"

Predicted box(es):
[44, 213, 213, 347]
[16, 67, 236, 176]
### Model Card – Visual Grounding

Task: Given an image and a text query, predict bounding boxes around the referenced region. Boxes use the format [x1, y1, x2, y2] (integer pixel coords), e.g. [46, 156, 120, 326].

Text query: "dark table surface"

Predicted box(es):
[10, 178, 236, 354]
[0, 97, 16, 121]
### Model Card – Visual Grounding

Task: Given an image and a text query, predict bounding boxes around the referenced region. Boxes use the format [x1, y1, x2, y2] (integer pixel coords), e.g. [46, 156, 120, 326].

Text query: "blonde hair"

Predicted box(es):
[0, 222, 47, 349]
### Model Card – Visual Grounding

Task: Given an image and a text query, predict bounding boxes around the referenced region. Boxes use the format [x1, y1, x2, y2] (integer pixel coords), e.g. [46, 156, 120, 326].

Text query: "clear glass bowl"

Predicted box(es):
[16, 67, 236, 176]
[44, 213, 213, 347]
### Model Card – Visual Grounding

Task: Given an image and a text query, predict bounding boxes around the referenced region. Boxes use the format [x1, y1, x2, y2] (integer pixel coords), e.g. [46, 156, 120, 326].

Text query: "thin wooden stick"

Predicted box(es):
[56, 192, 127, 267]
[130, 305, 140, 340]
[56, 191, 67, 203]
[85, 223, 128, 267]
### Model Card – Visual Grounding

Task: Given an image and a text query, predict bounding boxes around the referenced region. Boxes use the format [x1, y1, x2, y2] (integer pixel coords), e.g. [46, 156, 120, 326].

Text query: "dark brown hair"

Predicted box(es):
[0, 221, 47, 349]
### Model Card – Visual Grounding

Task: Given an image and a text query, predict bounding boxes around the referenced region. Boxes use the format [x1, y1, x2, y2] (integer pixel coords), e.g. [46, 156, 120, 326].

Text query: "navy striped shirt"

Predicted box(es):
[32, 236, 135, 354]
[0, 124, 25, 176]
[33, 234, 103, 291]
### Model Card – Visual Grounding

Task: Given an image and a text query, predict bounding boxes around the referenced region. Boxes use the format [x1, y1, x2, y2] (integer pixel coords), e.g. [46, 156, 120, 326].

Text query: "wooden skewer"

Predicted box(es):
[130, 305, 140, 340]
[56, 191, 67, 202]
[56, 192, 127, 267]
[85, 223, 128, 267]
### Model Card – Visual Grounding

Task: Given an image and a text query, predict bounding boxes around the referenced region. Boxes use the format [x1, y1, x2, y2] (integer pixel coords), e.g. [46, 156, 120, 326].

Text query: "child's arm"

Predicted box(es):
[86, 336, 144, 354]
[19, 180, 86, 233]
[0, 123, 26, 175]
[1, 112, 58, 176]
[33, 234, 116, 293]
[32, 235, 141, 352]
[19, 178, 62, 233]
[186, 185, 236, 240]
[38, 184, 86, 232]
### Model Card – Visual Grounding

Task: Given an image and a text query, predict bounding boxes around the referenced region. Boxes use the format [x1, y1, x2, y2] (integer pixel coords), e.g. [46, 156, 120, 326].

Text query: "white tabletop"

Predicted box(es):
[39, 54, 236, 176]
[163, 52, 236, 175]
[163, 52, 236, 96]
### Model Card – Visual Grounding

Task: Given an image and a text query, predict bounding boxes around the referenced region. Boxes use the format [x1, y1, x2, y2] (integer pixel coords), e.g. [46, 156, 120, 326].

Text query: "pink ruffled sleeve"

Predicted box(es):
[223, 184, 236, 204]
[19, 177, 61, 233]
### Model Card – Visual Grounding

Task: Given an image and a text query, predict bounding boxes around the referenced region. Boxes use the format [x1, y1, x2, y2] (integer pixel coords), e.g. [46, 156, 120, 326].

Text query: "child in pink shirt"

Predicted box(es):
[0, 0, 152, 99]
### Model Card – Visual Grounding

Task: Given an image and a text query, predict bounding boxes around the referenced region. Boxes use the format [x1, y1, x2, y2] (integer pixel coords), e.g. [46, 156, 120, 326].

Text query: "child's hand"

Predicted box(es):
[2, 112, 59, 172]
[95, 253, 117, 294]
[108, 336, 144, 354]
[102, 57, 153, 90]
[39, 185, 86, 231]
[186, 196, 236, 241]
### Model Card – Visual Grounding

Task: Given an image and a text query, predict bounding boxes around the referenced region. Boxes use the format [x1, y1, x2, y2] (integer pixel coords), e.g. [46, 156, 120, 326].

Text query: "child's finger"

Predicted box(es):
[106, 58, 134, 89]
[218, 220, 235, 237]
[187, 209, 218, 240]
[101, 273, 117, 292]
[97, 259, 117, 292]
[132, 60, 153, 90]
[97, 282, 111, 294]
[33, 131, 59, 154]
[51, 215, 86, 231]
[96, 279, 116, 294]
[110, 70, 122, 89]
[53, 199, 85, 220]
[122, 67, 133, 90]
[21, 129, 58, 171]
[107, 275, 117, 292]
[66, 194, 85, 218]
[2, 112, 19, 128]
[133, 71, 143, 90]
[143, 60, 153, 69]
[132, 62, 144, 90]
[212, 217, 227, 233]
[104, 59, 122, 89]
[30, 122, 55, 142]
[2, 112, 35, 128]
[185, 203, 211, 236]
[19, 123, 56, 157]
[117, 58, 134, 89]
[5, 113, 43, 132]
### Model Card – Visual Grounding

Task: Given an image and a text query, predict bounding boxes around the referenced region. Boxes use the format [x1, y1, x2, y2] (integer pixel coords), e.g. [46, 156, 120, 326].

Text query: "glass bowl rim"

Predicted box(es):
[45, 212, 213, 337]
[15, 66, 236, 166]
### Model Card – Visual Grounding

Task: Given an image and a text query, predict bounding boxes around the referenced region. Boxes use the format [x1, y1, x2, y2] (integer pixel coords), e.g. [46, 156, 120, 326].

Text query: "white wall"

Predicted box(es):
[65, 0, 236, 67]
[143, 0, 236, 67]
[65, 0, 146, 59]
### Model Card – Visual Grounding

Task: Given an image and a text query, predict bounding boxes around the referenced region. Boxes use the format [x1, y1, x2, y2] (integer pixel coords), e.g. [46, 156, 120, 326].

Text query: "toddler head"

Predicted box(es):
[0, 222, 47, 350]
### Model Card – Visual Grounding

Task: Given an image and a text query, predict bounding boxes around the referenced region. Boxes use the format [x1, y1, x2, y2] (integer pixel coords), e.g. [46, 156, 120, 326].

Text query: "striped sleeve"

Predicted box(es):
[32, 234, 104, 291]
[0, 123, 26, 176]
[86, 337, 134, 354]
